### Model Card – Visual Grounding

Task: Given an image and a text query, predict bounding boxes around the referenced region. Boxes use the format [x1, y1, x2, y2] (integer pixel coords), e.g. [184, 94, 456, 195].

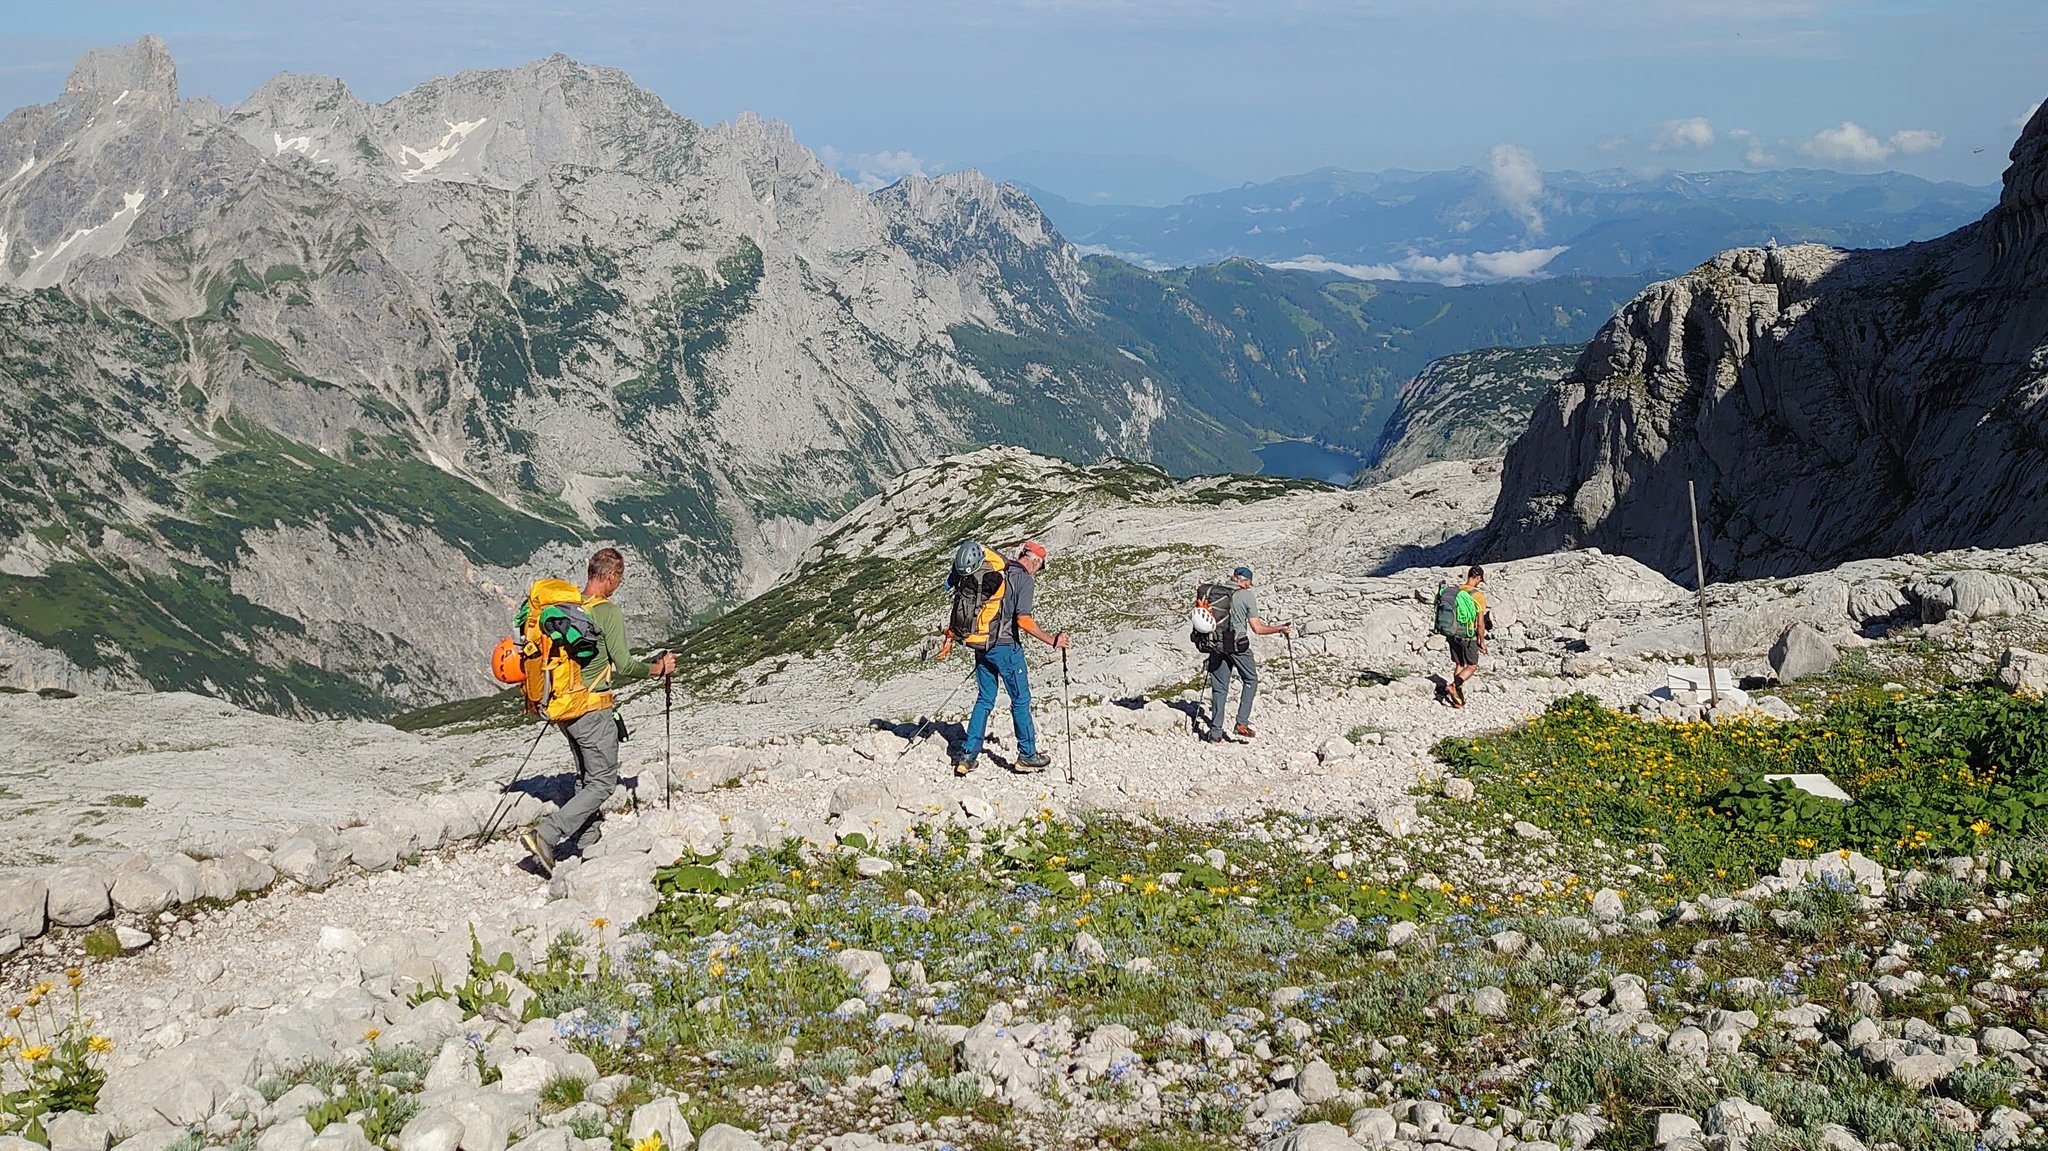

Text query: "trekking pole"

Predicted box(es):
[1060, 647, 1075, 785]
[481, 721, 552, 842]
[1286, 629, 1302, 710]
[663, 671, 674, 811]
[908, 658, 976, 747]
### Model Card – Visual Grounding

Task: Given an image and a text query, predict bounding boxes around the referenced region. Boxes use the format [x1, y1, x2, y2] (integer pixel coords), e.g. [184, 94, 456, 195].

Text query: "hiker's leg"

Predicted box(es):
[994, 644, 1038, 758]
[1208, 654, 1230, 734]
[962, 652, 1000, 758]
[1234, 652, 1260, 727]
[535, 723, 586, 845]
[539, 709, 619, 848]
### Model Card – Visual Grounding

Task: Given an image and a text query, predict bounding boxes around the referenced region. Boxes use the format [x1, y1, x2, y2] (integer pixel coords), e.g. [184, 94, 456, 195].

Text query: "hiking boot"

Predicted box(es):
[1234, 723, 1258, 739]
[954, 755, 977, 778]
[519, 828, 555, 878]
[1016, 751, 1052, 773]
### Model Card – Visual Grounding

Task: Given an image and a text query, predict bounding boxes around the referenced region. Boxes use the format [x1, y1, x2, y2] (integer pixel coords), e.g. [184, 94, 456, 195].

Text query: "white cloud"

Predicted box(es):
[1486, 143, 1545, 236]
[1650, 116, 1716, 152]
[1800, 121, 1891, 166]
[1795, 122, 1945, 167]
[1743, 138, 1779, 167]
[1593, 135, 1630, 153]
[1889, 129, 1943, 155]
[2017, 102, 2044, 130]
[1270, 245, 1570, 286]
[818, 146, 932, 191]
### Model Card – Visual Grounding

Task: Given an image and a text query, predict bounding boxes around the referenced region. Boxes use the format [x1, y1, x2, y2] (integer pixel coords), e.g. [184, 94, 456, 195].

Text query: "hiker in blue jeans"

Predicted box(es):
[957, 539, 1071, 776]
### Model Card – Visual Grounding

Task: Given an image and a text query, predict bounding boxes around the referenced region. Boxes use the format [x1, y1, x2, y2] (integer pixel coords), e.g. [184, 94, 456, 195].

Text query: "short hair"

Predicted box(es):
[589, 547, 626, 583]
[1467, 565, 1486, 581]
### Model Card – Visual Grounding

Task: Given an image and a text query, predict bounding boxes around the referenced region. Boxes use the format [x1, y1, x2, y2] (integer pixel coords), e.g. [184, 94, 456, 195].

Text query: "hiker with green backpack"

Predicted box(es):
[510, 547, 675, 877]
[1433, 565, 1488, 708]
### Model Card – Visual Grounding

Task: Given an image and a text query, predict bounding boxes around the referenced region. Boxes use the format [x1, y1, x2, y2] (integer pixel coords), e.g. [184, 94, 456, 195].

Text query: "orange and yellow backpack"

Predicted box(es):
[489, 579, 616, 722]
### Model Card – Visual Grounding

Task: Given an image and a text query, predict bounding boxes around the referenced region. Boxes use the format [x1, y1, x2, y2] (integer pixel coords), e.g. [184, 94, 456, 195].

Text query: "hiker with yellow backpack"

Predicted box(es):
[945, 539, 1070, 777]
[496, 547, 674, 877]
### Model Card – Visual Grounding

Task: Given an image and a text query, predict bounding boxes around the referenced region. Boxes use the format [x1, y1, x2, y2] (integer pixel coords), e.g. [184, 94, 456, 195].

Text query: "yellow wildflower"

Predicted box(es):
[88, 1036, 113, 1054]
[707, 961, 727, 978]
[22, 1044, 51, 1062]
[1971, 820, 1993, 836]
[65, 967, 83, 988]
[632, 1135, 665, 1151]
[364, 1028, 382, 1042]
[589, 917, 610, 930]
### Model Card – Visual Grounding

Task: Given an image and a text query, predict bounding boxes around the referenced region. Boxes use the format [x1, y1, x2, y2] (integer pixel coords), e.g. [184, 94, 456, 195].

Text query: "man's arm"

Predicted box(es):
[1248, 615, 1293, 637]
[594, 602, 670, 680]
[1017, 615, 1071, 649]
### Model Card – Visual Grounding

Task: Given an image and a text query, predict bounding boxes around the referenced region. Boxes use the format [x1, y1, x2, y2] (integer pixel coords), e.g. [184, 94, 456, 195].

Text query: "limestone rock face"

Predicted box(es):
[1485, 104, 2048, 580]
[1361, 345, 1579, 485]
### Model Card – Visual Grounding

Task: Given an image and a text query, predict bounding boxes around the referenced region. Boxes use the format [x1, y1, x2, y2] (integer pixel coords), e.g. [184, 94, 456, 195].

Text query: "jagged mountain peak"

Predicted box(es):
[63, 35, 177, 103]
[2000, 95, 2048, 218]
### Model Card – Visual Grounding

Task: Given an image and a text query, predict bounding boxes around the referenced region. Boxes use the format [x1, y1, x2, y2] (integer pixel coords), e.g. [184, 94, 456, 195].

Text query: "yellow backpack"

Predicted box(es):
[514, 579, 615, 723]
[944, 541, 1008, 654]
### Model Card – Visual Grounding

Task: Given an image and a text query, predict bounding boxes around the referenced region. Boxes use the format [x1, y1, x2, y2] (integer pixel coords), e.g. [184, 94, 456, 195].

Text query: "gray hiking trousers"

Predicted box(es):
[538, 708, 618, 849]
[1208, 650, 1259, 731]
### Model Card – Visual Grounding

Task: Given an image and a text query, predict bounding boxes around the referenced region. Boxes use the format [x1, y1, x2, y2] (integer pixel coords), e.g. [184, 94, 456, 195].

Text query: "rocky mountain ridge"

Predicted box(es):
[1484, 101, 2048, 580]
[0, 39, 1641, 718]
[1357, 345, 1579, 485]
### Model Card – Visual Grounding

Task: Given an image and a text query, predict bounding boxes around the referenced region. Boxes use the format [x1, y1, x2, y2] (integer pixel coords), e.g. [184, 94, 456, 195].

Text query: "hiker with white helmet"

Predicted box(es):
[1194, 565, 1293, 742]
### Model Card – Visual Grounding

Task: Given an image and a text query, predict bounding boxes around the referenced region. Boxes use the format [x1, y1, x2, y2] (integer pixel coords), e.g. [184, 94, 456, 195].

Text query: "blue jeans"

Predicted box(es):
[963, 643, 1037, 759]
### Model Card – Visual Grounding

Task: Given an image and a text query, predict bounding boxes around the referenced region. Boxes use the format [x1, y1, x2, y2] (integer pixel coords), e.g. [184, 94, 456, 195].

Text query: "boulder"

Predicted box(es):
[1259, 1122, 1368, 1151]
[45, 1112, 113, 1151]
[626, 1100, 693, 1150]
[1295, 1058, 1340, 1104]
[833, 948, 892, 998]
[1998, 647, 2048, 695]
[341, 828, 399, 873]
[695, 1127, 761, 1151]
[0, 876, 48, 938]
[1316, 737, 1354, 764]
[45, 866, 111, 927]
[109, 870, 178, 916]
[1769, 623, 1837, 683]
[272, 837, 335, 888]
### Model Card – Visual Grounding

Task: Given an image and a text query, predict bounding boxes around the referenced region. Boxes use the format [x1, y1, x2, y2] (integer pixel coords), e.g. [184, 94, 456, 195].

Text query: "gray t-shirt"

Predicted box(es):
[991, 566, 1037, 646]
[1228, 586, 1256, 636]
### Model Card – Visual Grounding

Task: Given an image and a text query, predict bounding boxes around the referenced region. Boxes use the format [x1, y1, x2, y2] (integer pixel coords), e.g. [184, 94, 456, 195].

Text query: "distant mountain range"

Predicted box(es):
[1026, 166, 1999, 283]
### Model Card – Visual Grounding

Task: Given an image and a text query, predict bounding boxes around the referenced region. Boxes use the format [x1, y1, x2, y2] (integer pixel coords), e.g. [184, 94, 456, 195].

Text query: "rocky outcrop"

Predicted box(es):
[1484, 104, 2048, 580]
[1359, 345, 1579, 485]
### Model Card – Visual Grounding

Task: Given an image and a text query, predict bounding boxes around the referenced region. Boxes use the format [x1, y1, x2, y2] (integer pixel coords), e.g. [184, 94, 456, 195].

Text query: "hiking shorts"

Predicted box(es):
[1449, 636, 1482, 666]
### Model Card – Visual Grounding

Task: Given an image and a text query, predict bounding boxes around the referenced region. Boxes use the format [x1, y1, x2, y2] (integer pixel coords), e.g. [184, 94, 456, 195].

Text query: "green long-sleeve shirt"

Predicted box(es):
[585, 599, 649, 686]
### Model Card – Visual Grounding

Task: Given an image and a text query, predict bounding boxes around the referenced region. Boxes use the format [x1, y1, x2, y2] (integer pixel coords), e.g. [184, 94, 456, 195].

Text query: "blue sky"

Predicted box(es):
[3, 1, 2041, 202]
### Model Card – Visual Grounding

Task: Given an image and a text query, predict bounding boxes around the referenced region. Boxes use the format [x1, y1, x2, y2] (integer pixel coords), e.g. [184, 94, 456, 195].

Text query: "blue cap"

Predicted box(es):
[1233, 566, 1253, 581]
